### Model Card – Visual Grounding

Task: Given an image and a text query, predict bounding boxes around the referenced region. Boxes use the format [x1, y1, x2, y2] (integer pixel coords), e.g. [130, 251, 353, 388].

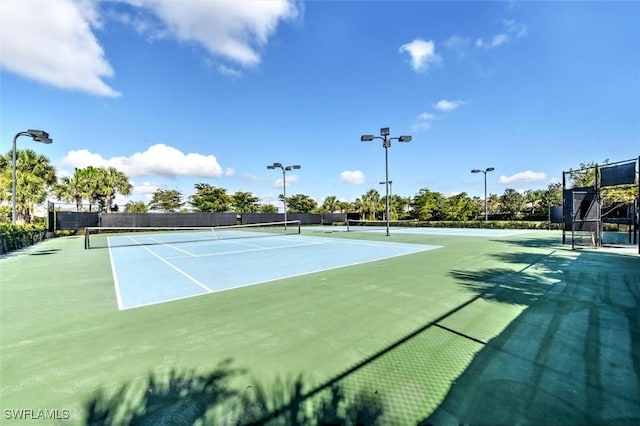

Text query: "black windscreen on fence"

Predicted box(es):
[55, 212, 100, 230]
[99, 213, 237, 228]
[241, 213, 345, 225]
[564, 187, 598, 228]
[53, 211, 347, 231]
[550, 206, 563, 223]
[601, 162, 636, 187]
[572, 191, 599, 221]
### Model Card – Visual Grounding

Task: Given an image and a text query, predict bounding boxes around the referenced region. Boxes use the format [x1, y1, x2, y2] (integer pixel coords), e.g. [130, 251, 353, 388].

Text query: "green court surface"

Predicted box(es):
[1, 229, 638, 425]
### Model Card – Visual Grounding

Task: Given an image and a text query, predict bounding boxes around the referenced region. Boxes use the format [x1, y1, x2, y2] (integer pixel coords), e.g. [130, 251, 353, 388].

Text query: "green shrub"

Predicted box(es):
[0, 223, 47, 254]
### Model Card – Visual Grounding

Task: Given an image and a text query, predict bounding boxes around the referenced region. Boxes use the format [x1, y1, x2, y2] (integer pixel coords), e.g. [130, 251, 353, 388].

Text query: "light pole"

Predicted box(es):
[12, 130, 53, 224]
[471, 167, 495, 222]
[379, 180, 393, 221]
[267, 162, 301, 228]
[362, 127, 411, 236]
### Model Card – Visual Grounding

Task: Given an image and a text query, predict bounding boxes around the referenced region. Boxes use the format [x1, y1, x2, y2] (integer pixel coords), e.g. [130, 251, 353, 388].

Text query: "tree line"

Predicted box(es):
[1, 151, 635, 223]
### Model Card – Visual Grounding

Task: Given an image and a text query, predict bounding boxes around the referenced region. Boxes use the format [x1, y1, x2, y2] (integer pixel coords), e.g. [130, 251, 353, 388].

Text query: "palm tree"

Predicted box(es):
[75, 166, 103, 212]
[53, 171, 85, 212]
[99, 167, 132, 213]
[230, 191, 260, 213]
[15, 172, 48, 223]
[53, 167, 101, 212]
[337, 200, 351, 213]
[1, 149, 57, 222]
[353, 198, 364, 220]
[361, 189, 381, 220]
[321, 195, 339, 213]
[124, 201, 148, 213]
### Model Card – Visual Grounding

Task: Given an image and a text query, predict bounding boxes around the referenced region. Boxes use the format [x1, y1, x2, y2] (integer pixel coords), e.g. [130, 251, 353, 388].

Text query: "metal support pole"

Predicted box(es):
[484, 171, 488, 222]
[10, 130, 52, 224]
[384, 138, 390, 237]
[282, 168, 287, 229]
[11, 135, 17, 224]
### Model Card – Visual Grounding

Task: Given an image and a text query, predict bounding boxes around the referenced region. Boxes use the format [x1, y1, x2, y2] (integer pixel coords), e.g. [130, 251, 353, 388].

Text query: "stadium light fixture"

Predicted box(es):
[12, 129, 53, 224]
[267, 162, 301, 228]
[360, 127, 412, 236]
[471, 167, 495, 222]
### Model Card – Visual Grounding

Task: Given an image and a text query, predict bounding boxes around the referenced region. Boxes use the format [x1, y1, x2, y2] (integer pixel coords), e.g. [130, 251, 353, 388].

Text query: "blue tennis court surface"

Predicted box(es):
[108, 232, 440, 310]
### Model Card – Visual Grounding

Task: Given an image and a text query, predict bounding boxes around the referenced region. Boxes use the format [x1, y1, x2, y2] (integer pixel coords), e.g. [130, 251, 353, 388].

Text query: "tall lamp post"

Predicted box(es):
[471, 167, 495, 222]
[361, 127, 411, 236]
[379, 180, 393, 220]
[12, 129, 53, 224]
[267, 162, 301, 228]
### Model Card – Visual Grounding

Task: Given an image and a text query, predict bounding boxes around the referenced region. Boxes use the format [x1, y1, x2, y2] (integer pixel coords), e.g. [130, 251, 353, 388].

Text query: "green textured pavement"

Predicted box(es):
[0, 229, 638, 425]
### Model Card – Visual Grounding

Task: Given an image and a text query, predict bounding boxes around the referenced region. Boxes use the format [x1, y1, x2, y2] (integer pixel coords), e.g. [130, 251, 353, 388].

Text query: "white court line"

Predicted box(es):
[294, 235, 436, 250]
[108, 240, 125, 311]
[126, 235, 213, 293]
[218, 239, 272, 249]
[120, 243, 441, 310]
[166, 241, 326, 260]
[164, 235, 434, 261]
[148, 237, 198, 257]
[127, 233, 315, 259]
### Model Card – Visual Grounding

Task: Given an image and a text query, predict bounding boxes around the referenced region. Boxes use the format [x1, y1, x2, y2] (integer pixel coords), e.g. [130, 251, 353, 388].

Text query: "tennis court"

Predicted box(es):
[97, 225, 440, 309]
[1, 226, 638, 425]
[338, 222, 531, 237]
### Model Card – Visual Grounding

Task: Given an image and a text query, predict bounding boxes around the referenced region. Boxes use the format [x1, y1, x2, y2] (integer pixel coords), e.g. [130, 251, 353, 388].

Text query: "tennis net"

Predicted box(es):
[346, 219, 419, 231]
[84, 220, 301, 249]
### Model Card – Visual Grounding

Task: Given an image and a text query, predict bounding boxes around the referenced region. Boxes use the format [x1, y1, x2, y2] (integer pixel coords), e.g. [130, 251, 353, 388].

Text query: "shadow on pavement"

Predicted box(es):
[423, 248, 640, 425]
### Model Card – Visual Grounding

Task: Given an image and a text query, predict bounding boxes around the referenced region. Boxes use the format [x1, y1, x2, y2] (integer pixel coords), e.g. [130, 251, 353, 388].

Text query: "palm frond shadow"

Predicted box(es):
[85, 359, 384, 426]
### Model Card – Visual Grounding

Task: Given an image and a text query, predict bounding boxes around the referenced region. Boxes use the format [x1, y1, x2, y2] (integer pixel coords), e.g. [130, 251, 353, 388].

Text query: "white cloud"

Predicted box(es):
[131, 181, 162, 196]
[112, 181, 160, 206]
[443, 35, 470, 57]
[242, 172, 259, 182]
[476, 19, 528, 50]
[0, 0, 120, 97]
[418, 112, 437, 121]
[123, 0, 299, 68]
[476, 33, 508, 49]
[0, 0, 298, 95]
[340, 170, 365, 185]
[434, 99, 465, 112]
[59, 144, 224, 178]
[217, 64, 243, 78]
[503, 19, 528, 38]
[273, 174, 299, 188]
[444, 35, 469, 50]
[498, 171, 548, 184]
[411, 112, 437, 132]
[224, 168, 236, 177]
[411, 122, 431, 132]
[399, 39, 441, 72]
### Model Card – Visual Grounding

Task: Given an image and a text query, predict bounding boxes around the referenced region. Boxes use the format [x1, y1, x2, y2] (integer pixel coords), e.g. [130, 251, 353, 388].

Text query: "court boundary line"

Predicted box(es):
[294, 235, 437, 249]
[160, 237, 428, 261]
[108, 241, 125, 311]
[119, 243, 442, 310]
[148, 238, 198, 257]
[126, 235, 213, 294]
[326, 226, 531, 238]
[165, 240, 326, 260]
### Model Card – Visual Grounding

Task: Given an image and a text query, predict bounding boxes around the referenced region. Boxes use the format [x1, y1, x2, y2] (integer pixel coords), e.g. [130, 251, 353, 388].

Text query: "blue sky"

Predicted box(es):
[1, 0, 639, 209]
